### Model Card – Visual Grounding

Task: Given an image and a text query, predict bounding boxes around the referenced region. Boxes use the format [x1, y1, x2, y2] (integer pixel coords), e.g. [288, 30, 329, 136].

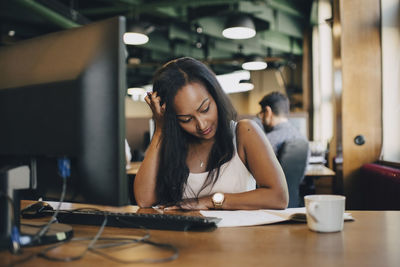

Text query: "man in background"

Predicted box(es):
[257, 91, 307, 155]
[257, 91, 310, 207]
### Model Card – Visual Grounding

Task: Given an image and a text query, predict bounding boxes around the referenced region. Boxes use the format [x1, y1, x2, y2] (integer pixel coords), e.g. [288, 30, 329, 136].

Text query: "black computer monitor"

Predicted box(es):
[0, 17, 129, 248]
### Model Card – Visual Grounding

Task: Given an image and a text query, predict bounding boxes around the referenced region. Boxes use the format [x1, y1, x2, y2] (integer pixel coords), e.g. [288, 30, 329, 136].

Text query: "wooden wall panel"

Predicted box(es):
[339, 0, 382, 208]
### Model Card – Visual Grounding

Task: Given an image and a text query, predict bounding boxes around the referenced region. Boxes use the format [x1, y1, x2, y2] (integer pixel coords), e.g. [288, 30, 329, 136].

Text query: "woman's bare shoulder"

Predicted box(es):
[235, 119, 266, 146]
[236, 119, 263, 135]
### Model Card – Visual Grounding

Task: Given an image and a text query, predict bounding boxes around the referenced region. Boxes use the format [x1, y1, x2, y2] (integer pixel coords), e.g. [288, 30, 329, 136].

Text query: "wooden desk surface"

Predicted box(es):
[126, 161, 141, 175]
[305, 164, 336, 177]
[2, 200, 400, 267]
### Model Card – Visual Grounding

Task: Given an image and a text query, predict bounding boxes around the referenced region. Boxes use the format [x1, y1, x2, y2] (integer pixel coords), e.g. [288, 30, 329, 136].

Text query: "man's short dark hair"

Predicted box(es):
[259, 91, 290, 116]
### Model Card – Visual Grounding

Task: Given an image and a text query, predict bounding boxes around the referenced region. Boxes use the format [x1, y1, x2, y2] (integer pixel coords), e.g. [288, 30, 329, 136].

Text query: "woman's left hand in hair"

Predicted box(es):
[145, 91, 166, 131]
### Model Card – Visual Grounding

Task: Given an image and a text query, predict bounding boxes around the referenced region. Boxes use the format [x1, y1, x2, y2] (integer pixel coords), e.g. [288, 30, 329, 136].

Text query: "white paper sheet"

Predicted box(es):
[200, 208, 354, 227]
[200, 208, 305, 227]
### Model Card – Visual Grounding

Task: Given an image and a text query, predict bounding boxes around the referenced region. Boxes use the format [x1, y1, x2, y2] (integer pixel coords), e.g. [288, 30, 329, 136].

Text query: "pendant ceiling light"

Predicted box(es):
[222, 15, 256, 40]
[127, 87, 146, 101]
[242, 56, 267, 71]
[123, 23, 152, 45]
[238, 79, 254, 91]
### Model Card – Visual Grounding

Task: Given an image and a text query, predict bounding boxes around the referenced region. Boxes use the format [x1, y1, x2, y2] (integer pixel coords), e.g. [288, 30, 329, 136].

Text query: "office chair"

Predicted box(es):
[277, 138, 309, 208]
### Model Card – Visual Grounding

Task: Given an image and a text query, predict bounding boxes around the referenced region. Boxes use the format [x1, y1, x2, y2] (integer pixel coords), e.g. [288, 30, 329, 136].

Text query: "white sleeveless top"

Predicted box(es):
[183, 121, 256, 199]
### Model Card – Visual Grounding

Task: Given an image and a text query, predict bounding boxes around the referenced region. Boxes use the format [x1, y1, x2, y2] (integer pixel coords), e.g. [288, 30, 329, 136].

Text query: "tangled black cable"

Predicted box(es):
[36, 214, 179, 264]
[3, 217, 178, 266]
[2, 157, 179, 266]
[29, 177, 67, 245]
[0, 194, 36, 267]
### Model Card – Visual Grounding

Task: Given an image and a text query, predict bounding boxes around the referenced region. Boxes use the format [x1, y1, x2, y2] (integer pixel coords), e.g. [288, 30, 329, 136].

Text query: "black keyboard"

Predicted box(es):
[43, 209, 221, 231]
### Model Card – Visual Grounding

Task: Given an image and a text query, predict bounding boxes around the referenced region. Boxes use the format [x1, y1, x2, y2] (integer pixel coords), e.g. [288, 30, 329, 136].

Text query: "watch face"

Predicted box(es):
[213, 193, 224, 203]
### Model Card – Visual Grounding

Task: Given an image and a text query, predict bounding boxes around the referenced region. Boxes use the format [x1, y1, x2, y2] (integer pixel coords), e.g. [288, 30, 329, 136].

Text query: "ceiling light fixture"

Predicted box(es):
[242, 56, 267, 71]
[123, 32, 148, 45]
[222, 15, 256, 40]
[127, 87, 146, 101]
[238, 79, 254, 91]
[216, 70, 251, 94]
[123, 24, 151, 45]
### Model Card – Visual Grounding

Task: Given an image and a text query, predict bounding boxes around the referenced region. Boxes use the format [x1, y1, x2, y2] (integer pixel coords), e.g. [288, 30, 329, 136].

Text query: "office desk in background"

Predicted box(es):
[2, 200, 400, 267]
[305, 164, 336, 177]
[127, 162, 337, 194]
[126, 161, 141, 175]
[305, 164, 336, 194]
[128, 162, 336, 177]
[127, 162, 337, 200]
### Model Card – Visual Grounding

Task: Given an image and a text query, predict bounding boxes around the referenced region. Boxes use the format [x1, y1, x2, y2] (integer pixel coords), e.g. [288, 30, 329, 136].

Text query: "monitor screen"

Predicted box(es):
[0, 17, 129, 206]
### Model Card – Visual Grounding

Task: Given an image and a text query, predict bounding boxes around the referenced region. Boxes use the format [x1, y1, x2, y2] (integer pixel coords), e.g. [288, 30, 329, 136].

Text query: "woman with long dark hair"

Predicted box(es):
[134, 57, 288, 210]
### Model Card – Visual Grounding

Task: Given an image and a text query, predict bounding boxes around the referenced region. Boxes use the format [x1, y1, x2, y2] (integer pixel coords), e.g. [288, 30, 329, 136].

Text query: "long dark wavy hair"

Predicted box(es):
[152, 57, 237, 204]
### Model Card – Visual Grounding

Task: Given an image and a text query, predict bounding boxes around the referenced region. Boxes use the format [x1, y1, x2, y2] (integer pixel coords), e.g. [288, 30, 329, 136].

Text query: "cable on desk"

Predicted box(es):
[37, 212, 108, 262]
[0, 194, 37, 267]
[84, 233, 151, 249]
[29, 158, 71, 245]
[36, 213, 179, 264]
[7, 154, 179, 264]
[2, 158, 71, 266]
[89, 237, 179, 264]
[5, 210, 107, 266]
[28, 175, 67, 245]
[9, 207, 179, 265]
[0, 193, 18, 253]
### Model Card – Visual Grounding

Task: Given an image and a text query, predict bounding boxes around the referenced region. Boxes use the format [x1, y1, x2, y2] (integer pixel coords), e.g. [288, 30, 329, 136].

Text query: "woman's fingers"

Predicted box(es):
[160, 102, 166, 113]
[145, 92, 163, 115]
[163, 205, 181, 211]
[144, 92, 151, 105]
[145, 92, 162, 110]
[158, 198, 211, 211]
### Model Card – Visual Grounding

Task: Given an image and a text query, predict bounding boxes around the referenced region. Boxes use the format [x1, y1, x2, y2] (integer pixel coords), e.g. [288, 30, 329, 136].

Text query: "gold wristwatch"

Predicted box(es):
[212, 192, 225, 209]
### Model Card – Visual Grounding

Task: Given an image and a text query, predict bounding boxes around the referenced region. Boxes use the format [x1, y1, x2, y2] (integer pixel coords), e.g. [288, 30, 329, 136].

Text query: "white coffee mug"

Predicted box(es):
[304, 195, 346, 233]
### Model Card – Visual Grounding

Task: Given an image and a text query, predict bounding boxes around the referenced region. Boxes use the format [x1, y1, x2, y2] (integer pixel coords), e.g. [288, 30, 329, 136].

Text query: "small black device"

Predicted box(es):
[21, 201, 54, 218]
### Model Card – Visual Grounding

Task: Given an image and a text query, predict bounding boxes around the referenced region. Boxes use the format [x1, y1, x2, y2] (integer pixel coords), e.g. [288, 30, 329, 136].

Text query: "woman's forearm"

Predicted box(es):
[221, 187, 288, 210]
[177, 187, 287, 210]
[134, 130, 163, 207]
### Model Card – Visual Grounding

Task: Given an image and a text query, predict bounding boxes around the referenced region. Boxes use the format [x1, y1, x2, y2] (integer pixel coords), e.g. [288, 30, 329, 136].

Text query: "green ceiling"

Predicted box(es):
[0, 0, 313, 86]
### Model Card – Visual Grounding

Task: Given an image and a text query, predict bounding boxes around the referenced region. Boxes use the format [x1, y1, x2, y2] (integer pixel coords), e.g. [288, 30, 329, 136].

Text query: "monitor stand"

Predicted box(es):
[0, 165, 73, 251]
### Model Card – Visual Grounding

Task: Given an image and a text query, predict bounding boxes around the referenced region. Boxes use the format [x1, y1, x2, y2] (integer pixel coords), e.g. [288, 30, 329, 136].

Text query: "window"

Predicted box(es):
[381, 0, 400, 163]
